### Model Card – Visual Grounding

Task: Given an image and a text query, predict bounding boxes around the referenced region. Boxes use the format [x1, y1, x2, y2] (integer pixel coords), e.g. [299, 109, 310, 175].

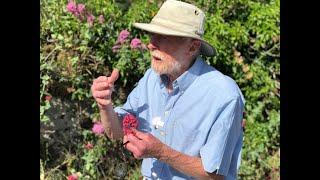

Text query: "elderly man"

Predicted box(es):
[91, 0, 245, 179]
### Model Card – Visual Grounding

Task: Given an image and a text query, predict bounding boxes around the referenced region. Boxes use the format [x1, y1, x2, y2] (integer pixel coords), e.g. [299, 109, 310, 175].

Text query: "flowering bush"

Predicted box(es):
[117, 30, 130, 44]
[40, 0, 154, 179]
[45, 95, 52, 101]
[84, 142, 93, 150]
[111, 29, 150, 87]
[91, 122, 105, 135]
[130, 38, 143, 49]
[65, 0, 99, 27]
[67, 174, 78, 180]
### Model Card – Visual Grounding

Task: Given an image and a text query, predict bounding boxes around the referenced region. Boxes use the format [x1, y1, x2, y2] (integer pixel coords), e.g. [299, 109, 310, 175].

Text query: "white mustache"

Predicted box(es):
[151, 52, 164, 60]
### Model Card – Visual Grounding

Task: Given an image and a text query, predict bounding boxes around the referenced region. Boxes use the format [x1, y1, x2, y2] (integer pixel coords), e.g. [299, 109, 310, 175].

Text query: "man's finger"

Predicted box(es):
[125, 143, 141, 158]
[127, 133, 141, 146]
[95, 98, 109, 106]
[93, 90, 111, 99]
[94, 82, 109, 91]
[131, 129, 148, 139]
[108, 69, 119, 83]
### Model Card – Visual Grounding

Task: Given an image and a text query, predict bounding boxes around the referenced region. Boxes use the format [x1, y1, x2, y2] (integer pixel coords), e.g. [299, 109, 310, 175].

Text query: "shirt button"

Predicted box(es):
[152, 172, 158, 178]
[160, 131, 165, 136]
[164, 111, 170, 116]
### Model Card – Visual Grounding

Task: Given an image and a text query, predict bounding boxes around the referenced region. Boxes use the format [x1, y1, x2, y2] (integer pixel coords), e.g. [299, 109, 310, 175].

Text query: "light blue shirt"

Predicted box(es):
[115, 57, 245, 180]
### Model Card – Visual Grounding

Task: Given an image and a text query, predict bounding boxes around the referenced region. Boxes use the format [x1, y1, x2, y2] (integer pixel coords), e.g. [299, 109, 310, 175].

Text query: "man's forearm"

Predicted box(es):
[100, 105, 123, 140]
[157, 145, 223, 180]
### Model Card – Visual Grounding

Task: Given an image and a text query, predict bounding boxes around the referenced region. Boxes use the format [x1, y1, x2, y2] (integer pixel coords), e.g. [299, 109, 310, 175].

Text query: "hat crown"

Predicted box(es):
[151, 0, 205, 37]
[132, 0, 215, 56]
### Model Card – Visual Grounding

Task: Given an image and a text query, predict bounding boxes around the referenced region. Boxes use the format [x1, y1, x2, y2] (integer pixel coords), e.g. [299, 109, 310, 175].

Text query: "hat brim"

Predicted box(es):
[133, 23, 216, 57]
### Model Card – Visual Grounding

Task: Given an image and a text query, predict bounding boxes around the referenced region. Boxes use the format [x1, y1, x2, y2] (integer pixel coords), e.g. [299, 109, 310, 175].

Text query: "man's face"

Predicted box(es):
[147, 33, 194, 77]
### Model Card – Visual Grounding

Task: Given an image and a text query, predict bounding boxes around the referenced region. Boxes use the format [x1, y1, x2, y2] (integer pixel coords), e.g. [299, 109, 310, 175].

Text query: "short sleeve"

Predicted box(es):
[200, 96, 244, 176]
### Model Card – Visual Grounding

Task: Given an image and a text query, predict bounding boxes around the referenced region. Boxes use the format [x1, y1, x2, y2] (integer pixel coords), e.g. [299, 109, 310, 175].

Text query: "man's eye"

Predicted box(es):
[161, 35, 168, 40]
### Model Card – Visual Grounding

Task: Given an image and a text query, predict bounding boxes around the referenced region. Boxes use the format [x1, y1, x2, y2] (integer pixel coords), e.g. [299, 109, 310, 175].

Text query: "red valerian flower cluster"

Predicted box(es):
[67, 174, 78, 180]
[122, 113, 138, 135]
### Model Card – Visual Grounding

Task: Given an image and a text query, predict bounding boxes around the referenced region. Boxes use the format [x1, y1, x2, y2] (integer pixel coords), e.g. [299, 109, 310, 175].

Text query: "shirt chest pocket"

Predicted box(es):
[169, 119, 206, 156]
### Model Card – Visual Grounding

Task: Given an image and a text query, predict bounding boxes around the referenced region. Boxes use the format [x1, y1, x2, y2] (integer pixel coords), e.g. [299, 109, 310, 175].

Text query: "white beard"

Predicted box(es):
[151, 58, 186, 78]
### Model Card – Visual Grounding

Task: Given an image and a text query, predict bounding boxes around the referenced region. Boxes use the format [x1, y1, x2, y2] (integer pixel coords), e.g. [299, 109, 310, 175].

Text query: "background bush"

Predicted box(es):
[40, 0, 279, 179]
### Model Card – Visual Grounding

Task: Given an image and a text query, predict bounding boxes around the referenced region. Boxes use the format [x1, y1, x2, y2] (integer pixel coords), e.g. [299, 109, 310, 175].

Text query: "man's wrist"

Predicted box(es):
[99, 103, 113, 112]
[155, 143, 171, 161]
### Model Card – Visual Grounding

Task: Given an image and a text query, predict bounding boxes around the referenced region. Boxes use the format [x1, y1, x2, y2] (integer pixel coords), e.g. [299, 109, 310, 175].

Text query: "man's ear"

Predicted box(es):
[189, 40, 201, 53]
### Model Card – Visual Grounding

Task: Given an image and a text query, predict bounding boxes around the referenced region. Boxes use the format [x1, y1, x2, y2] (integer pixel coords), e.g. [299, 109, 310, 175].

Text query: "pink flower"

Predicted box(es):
[92, 122, 105, 135]
[66, 1, 77, 13]
[45, 95, 52, 101]
[77, 4, 85, 14]
[85, 142, 94, 150]
[67, 174, 78, 180]
[123, 114, 139, 135]
[117, 30, 130, 43]
[87, 14, 95, 26]
[130, 38, 142, 49]
[98, 15, 105, 24]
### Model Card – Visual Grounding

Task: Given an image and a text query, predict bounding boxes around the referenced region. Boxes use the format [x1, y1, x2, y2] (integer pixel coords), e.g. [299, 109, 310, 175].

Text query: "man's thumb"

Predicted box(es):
[109, 69, 119, 83]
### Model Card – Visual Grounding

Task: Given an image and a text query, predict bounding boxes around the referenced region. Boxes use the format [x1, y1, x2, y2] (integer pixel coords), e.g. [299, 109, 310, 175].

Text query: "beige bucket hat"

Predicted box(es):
[133, 0, 216, 56]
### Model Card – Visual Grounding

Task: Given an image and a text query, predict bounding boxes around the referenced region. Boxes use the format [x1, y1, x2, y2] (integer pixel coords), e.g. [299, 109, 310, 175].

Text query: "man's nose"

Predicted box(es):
[147, 42, 157, 51]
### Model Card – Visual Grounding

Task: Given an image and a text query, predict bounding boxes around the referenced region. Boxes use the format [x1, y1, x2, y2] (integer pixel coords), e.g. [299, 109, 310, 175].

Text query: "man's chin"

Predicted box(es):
[151, 62, 181, 77]
[151, 67, 164, 75]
